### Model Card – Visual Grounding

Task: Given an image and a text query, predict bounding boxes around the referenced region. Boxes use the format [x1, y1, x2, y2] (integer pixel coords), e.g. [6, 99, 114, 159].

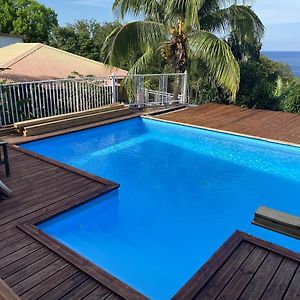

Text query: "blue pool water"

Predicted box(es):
[21, 117, 300, 299]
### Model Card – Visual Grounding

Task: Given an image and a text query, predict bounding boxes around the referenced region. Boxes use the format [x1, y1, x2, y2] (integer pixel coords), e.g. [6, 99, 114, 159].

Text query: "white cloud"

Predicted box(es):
[252, 0, 300, 25]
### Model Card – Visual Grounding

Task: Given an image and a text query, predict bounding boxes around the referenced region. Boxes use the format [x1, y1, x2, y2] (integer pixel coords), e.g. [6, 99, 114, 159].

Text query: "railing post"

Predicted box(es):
[75, 80, 80, 111]
[0, 86, 6, 126]
[135, 75, 145, 106]
[145, 88, 149, 104]
[112, 74, 118, 104]
[182, 71, 188, 104]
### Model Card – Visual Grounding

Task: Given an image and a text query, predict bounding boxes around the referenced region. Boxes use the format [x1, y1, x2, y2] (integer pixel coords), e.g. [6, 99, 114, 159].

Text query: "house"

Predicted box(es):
[0, 32, 23, 48]
[0, 43, 127, 82]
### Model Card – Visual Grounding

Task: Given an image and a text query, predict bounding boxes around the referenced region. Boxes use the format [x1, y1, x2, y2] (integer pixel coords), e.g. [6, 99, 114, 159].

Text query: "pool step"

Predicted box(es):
[253, 206, 300, 239]
[22, 106, 131, 136]
[14, 103, 125, 134]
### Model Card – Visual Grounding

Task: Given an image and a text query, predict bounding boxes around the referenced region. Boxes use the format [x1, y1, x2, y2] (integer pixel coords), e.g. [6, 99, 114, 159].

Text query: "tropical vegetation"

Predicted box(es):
[0, 0, 58, 43]
[49, 20, 121, 62]
[102, 0, 265, 99]
[0, 0, 300, 113]
[278, 79, 300, 114]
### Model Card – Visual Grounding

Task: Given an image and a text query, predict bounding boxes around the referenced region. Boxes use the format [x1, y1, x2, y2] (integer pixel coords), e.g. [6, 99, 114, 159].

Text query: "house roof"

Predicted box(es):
[0, 43, 127, 82]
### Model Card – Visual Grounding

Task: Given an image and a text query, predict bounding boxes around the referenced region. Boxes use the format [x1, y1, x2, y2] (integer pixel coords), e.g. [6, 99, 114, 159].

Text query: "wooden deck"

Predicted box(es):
[0, 146, 123, 300]
[158, 103, 300, 146]
[175, 231, 300, 300]
[1, 105, 300, 299]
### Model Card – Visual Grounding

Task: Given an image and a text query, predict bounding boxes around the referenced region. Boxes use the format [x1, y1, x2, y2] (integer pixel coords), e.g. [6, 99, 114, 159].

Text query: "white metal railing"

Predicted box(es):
[129, 72, 188, 107]
[0, 76, 115, 126]
[0, 72, 188, 126]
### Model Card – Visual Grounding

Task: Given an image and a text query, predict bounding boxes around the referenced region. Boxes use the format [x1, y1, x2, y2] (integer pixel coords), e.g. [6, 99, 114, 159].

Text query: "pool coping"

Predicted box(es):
[11, 113, 300, 300]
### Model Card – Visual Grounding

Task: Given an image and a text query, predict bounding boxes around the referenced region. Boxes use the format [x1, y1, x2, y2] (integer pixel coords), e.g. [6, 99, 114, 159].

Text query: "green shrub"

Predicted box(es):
[281, 81, 300, 113]
[235, 56, 294, 110]
[189, 78, 229, 105]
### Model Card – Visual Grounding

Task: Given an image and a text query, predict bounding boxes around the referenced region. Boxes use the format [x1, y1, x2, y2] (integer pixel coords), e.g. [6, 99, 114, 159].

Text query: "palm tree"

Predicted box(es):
[102, 0, 264, 99]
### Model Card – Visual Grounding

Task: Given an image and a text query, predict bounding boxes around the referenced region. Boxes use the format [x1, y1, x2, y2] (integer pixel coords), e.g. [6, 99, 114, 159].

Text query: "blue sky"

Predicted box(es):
[39, 0, 300, 51]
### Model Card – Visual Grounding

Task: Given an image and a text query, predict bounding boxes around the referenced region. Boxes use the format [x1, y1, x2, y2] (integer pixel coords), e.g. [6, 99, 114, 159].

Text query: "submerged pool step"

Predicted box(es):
[253, 206, 300, 240]
[22, 106, 131, 136]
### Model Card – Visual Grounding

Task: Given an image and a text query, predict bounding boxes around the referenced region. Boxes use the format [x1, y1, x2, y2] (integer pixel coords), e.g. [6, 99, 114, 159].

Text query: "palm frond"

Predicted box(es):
[199, 0, 244, 17]
[201, 5, 265, 39]
[165, 0, 206, 28]
[185, 0, 206, 28]
[113, 0, 161, 19]
[190, 31, 240, 99]
[127, 48, 159, 74]
[101, 21, 166, 66]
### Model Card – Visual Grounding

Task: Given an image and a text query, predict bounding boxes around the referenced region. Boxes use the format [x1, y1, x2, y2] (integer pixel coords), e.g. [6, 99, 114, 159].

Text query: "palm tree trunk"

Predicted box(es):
[172, 18, 188, 101]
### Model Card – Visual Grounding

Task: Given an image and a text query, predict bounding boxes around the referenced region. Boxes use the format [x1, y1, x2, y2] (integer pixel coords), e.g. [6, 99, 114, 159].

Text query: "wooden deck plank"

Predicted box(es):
[0, 172, 92, 209]
[38, 271, 89, 299]
[0, 231, 30, 250]
[5, 253, 60, 287]
[158, 103, 300, 145]
[283, 267, 300, 300]
[239, 252, 283, 300]
[0, 241, 43, 268]
[60, 278, 101, 300]
[0, 247, 51, 279]
[20, 264, 78, 299]
[193, 242, 255, 300]
[215, 247, 269, 299]
[260, 258, 298, 300]
[106, 294, 125, 300]
[82, 285, 114, 300]
[0, 181, 100, 228]
[0, 177, 93, 220]
[11, 258, 69, 295]
[0, 237, 35, 259]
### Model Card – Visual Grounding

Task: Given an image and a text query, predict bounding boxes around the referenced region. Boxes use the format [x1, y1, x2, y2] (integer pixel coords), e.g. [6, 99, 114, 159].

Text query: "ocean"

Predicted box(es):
[263, 51, 300, 78]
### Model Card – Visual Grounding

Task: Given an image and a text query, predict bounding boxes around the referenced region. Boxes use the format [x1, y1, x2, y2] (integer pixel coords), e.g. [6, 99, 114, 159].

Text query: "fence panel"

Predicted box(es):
[123, 72, 188, 107]
[0, 73, 188, 126]
[0, 77, 114, 126]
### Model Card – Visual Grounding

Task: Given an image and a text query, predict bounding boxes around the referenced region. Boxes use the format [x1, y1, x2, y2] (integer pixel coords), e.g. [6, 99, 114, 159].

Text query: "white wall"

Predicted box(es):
[0, 36, 23, 48]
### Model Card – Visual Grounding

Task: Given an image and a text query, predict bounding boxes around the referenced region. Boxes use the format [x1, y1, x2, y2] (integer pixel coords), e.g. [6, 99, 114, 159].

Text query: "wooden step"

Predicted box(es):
[253, 206, 300, 239]
[23, 108, 131, 136]
[14, 103, 124, 133]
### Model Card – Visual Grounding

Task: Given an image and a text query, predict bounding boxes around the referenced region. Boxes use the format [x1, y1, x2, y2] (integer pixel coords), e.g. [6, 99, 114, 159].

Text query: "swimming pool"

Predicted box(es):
[21, 117, 300, 299]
